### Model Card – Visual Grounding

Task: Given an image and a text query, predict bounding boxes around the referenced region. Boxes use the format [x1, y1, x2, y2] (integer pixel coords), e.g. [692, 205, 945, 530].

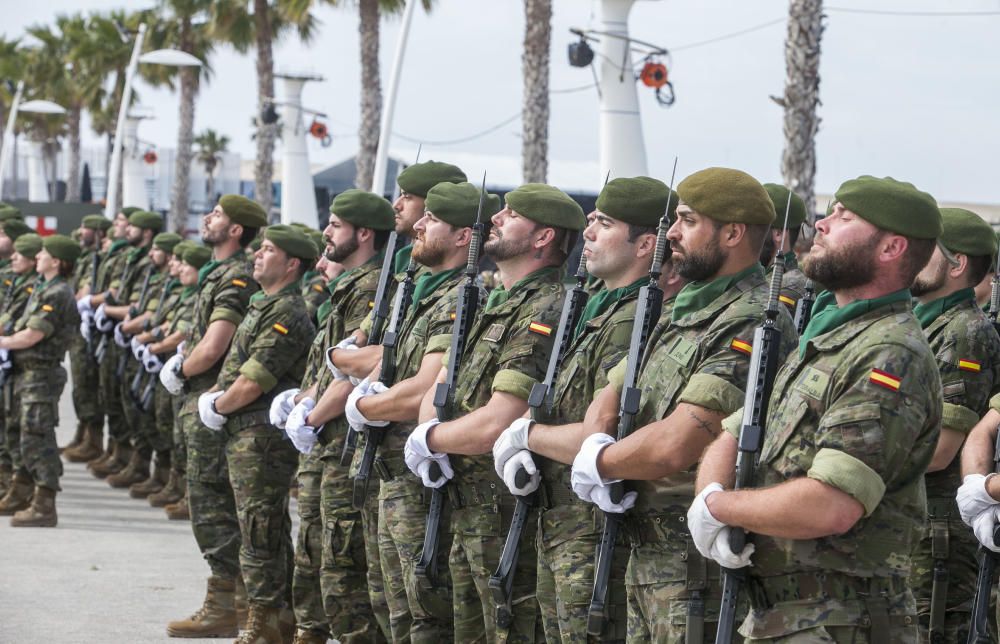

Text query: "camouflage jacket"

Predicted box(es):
[163, 285, 197, 341]
[72, 248, 100, 293]
[11, 275, 80, 371]
[118, 247, 156, 311]
[766, 252, 809, 315]
[300, 270, 328, 325]
[0, 271, 37, 335]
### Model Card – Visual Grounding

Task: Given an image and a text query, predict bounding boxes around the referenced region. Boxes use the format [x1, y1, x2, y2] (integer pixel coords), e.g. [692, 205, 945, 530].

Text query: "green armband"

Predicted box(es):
[942, 401, 979, 436]
[807, 447, 886, 517]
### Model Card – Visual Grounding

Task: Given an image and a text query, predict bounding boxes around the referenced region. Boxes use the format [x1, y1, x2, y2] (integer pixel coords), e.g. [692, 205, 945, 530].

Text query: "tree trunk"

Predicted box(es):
[66, 106, 82, 202]
[521, 0, 551, 184]
[254, 0, 277, 216]
[170, 17, 198, 233]
[206, 171, 215, 205]
[781, 0, 824, 233]
[355, 0, 381, 191]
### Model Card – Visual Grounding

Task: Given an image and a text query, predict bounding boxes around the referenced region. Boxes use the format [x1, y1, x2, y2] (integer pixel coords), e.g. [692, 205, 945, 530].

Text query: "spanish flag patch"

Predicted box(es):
[730, 338, 753, 356]
[41, 304, 53, 312]
[232, 279, 247, 288]
[313, 284, 325, 292]
[869, 368, 901, 392]
[778, 295, 796, 307]
[26, 287, 33, 293]
[2, 279, 10, 287]
[368, 301, 374, 309]
[272, 323, 289, 335]
[959, 359, 982, 373]
[528, 321, 553, 336]
[450, 312, 457, 321]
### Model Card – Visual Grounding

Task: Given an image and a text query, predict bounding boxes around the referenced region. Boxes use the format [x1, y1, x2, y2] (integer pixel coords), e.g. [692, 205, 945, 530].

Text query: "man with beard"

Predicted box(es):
[391, 161, 467, 273]
[562, 168, 797, 642]
[490, 176, 679, 642]
[344, 181, 500, 643]
[692, 176, 943, 642]
[404, 183, 586, 642]
[905, 208, 1000, 642]
[274, 189, 395, 643]
[160, 195, 266, 638]
[759, 184, 810, 314]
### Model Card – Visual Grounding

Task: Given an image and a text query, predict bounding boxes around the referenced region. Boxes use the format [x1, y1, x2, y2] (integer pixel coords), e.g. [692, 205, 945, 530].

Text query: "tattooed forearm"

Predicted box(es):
[688, 407, 719, 437]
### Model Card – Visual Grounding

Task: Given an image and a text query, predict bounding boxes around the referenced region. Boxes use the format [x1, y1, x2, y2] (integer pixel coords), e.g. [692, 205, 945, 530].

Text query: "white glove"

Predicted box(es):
[570, 433, 618, 500]
[79, 311, 93, 341]
[493, 418, 534, 478]
[94, 304, 113, 332]
[405, 418, 453, 488]
[502, 450, 540, 496]
[286, 398, 319, 454]
[77, 294, 93, 315]
[415, 458, 453, 489]
[707, 523, 755, 569]
[973, 507, 1000, 552]
[198, 390, 227, 430]
[687, 482, 751, 566]
[177, 341, 185, 355]
[269, 388, 301, 429]
[958, 474, 1000, 526]
[345, 378, 390, 430]
[159, 354, 185, 395]
[113, 322, 129, 348]
[0, 348, 8, 363]
[131, 336, 145, 359]
[324, 336, 357, 381]
[143, 352, 163, 373]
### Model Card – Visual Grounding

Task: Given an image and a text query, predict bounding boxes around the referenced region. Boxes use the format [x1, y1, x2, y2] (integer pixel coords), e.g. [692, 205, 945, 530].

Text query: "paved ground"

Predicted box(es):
[0, 374, 299, 643]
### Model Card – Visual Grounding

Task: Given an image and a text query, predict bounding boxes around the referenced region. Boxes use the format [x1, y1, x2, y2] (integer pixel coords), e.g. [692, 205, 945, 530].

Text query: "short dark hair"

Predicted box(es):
[58, 260, 74, 278]
[966, 253, 993, 287]
[373, 229, 392, 252]
[899, 236, 937, 285]
[239, 226, 259, 248]
[627, 223, 657, 243]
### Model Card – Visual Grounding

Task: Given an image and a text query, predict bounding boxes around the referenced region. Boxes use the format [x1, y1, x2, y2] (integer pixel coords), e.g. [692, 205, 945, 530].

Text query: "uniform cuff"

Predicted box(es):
[25, 317, 54, 338]
[678, 373, 745, 414]
[359, 311, 374, 336]
[942, 401, 979, 436]
[606, 358, 626, 394]
[492, 368, 537, 401]
[209, 308, 243, 326]
[807, 447, 885, 517]
[991, 392, 1000, 415]
[239, 358, 278, 393]
[425, 334, 451, 356]
[723, 409, 743, 438]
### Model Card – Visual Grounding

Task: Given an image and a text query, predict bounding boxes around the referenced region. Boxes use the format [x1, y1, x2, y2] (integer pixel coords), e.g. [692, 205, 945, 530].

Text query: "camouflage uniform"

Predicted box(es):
[532, 289, 640, 643]
[69, 249, 102, 431]
[301, 269, 328, 325]
[96, 240, 131, 452]
[447, 266, 565, 643]
[909, 291, 1000, 643]
[735, 296, 941, 642]
[218, 281, 314, 606]
[159, 285, 198, 483]
[606, 266, 796, 643]
[142, 278, 182, 458]
[182, 252, 259, 581]
[115, 251, 158, 452]
[0, 271, 38, 474]
[766, 252, 809, 316]
[11, 275, 79, 490]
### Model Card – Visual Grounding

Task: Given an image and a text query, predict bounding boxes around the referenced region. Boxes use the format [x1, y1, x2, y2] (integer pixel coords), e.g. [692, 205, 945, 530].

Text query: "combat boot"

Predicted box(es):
[0, 473, 33, 515]
[129, 457, 169, 498]
[60, 421, 86, 454]
[107, 448, 150, 488]
[0, 463, 12, 496]
[291, 629, 328, 644]
[65, 423, 104, 463]
[10, 485, 57, 527]
[166, 575, 238, 638]
[235, 575, 248, 630]
[149, 470, 185, 507]
[165, 496, 190, 521]
[234, 604, 283, 644]
[90, 441, 131, 479]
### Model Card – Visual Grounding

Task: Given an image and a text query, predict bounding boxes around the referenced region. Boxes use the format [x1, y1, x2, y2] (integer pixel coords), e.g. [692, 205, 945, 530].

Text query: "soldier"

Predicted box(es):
[196, 225, 317, 642]
[404, 183, 587, 642]
[490, 177, 677, 642]
[692, 176, 943, 641]
[973, 230, 1000, 310]
[63, 214, 113, 463]
[344, 181, 501, 642]
[392, 161, 468, 272]
[759, 184, 809, 314]
[0, 235, 81, 527]
[159, 195, 266, 638]
[298, 228, 330, 324]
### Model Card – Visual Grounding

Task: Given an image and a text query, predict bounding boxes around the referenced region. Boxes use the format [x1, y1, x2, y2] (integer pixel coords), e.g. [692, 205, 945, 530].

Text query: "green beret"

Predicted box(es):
[172, 240, 196, 258]
[13, 233, 42, 258]
[595, 177, 672, 228]
[249, 236, 263, 252]
[153, 232, 183, 253]
[763, 184, 807, 229]
[834, 175, 941, 240]
[219, 194, 268, 228]
[677, 168, 775, 226]
[43, 234, 81, 263]
[938, 208, 997, 258]
[121, 206, 142, 217]
[329, 189, 395, 231]
[505, 184, 586, 231]
[82, 214, 112, 231]
[264, 224, 319, 261]
[183, 245, 212, 269]
[397, 161, 467, 198]
[425, 182, 501, 227]
[0, 219, 32, 240]
[128, 210, 164, 231]
[0, 206, 22, 222]
[307, 230, 325, 256]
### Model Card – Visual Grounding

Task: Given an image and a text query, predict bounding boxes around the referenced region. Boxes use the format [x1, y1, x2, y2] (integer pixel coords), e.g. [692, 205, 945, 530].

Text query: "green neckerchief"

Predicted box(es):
[486, 266, 560, 312]
[393, 244, 414, 274]
[108, 238, 129, 255]
[0, 258, 8, 270]
[782, 250, 798, 271]
[197, 249, 243, 287]
[13, 270, 36, 288]
[250, 279, 302, 304]
[912, 287, 976, 329]
[799, 288, 912, 356]
[411, 267, 462, 312]
[575, 276, 645, 338]
[325, 248, 385, 294]
[302, 269, 319, 284]
[672, 263, 762, 323]
[126, 244, 149, 264]
[180, 285, 198, 301]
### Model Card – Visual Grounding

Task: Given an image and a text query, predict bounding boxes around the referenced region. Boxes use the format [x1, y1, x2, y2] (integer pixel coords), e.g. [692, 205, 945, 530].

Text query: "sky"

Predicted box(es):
[4, 0, 1000, 203]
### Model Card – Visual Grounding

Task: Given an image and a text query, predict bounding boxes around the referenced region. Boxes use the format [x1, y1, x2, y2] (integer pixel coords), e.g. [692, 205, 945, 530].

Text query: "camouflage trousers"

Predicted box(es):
[69, 332, 101, 425]
[98, 341, 128, 444]
[226, 422, 298, 606]
[170, 396, 186, 480]
[120, 356, 155, 450]
[292, 451, 328, 636]
[450, 501, 543, 643]
[14, 367, 67, 491]
[182, 403, 241, 580]
[378, 474, 455, 643]
[1, 378, 19, 471]
[151, 380, 173, 454]
[361, 481, 392, 640]
[536, 504, 627, 643]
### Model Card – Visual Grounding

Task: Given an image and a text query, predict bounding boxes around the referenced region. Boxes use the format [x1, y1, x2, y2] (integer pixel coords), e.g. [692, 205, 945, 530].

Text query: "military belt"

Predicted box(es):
[927, 496, 953, 642]
[749, 572, 909, 609]
[537, 479, 577, 509]
[626, 513, 687, 547]
[224, 409, 272, 434]
[373, 454, 407, 482]
[446, 477, 505, 509]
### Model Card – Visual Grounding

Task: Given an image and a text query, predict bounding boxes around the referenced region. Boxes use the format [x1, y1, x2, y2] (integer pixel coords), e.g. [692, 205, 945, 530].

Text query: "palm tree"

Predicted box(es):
[0, 37, 24, 146]
[194, 128, 229, 204]
[521, 0, 551, 183]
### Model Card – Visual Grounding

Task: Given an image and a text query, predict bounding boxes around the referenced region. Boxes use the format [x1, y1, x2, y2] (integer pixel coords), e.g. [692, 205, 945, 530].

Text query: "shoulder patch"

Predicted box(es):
[778, 295, 796, 308]
[41, 304, 53, 312]
[959, 359, 982, 373]
[26, 287, 33, 293]
[272, 323, 289, 335]
[3, 279, 10, 286]
[869, 368, 901, 392]
[528, 321, 552, 336]
[730, 338, 753, 356]
[313, 284, 325, 292]
[232, 279, 247, 288]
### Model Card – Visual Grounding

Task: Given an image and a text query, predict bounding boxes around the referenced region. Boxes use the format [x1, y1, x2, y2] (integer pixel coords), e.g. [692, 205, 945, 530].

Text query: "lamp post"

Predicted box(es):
[0, 86, 67, 201]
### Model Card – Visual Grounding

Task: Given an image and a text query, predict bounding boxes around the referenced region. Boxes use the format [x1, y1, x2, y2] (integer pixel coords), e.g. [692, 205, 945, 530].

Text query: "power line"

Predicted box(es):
[826, 6, 1000, 16]
[670, 17, 786, 52]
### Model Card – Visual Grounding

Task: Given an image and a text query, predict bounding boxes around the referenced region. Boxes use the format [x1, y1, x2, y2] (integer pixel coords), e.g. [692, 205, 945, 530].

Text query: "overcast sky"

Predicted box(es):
[4, 0, 1000, 203]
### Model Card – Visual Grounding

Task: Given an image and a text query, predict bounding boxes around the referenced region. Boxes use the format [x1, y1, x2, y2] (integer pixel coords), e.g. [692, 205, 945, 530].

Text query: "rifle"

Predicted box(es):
[338, 230, 403, 464]
[488, 251, 590, 628]
[587, 160, 677, 636]
[85, 251, 99, 357]
[116, 264, 154, 380]
[415, 173, 488, 587]
[792, 280, 815, 335]
[714, 192, 793, 644]
[351, 258, 418, 509]
[130, 277, 173, 405]
[96, 255, 133, 364]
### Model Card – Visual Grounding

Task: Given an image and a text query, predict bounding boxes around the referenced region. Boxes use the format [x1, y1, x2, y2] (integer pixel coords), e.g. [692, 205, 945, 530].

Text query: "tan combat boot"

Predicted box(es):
[165, 495, 191, 521]
[107, 448, 150, 488]
[90, 441, 131, 478]
[234, 604, 284, 644]
[149, 470, 185, 507]
[129, 457, 169, 498]
[235, 576, 248, 630]
[0, 463, 12, 496]
[291, 629, 328, 644]
[165, 575, 238, 638]
[10, 485, 57, 527]
[0, 473, 34, 515]
[60, 421, 86, 454]
[65, 423, 104, 463]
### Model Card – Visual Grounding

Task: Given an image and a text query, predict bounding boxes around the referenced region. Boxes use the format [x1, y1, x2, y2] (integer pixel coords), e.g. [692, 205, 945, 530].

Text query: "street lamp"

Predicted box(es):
[0, 83, 68, 200]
